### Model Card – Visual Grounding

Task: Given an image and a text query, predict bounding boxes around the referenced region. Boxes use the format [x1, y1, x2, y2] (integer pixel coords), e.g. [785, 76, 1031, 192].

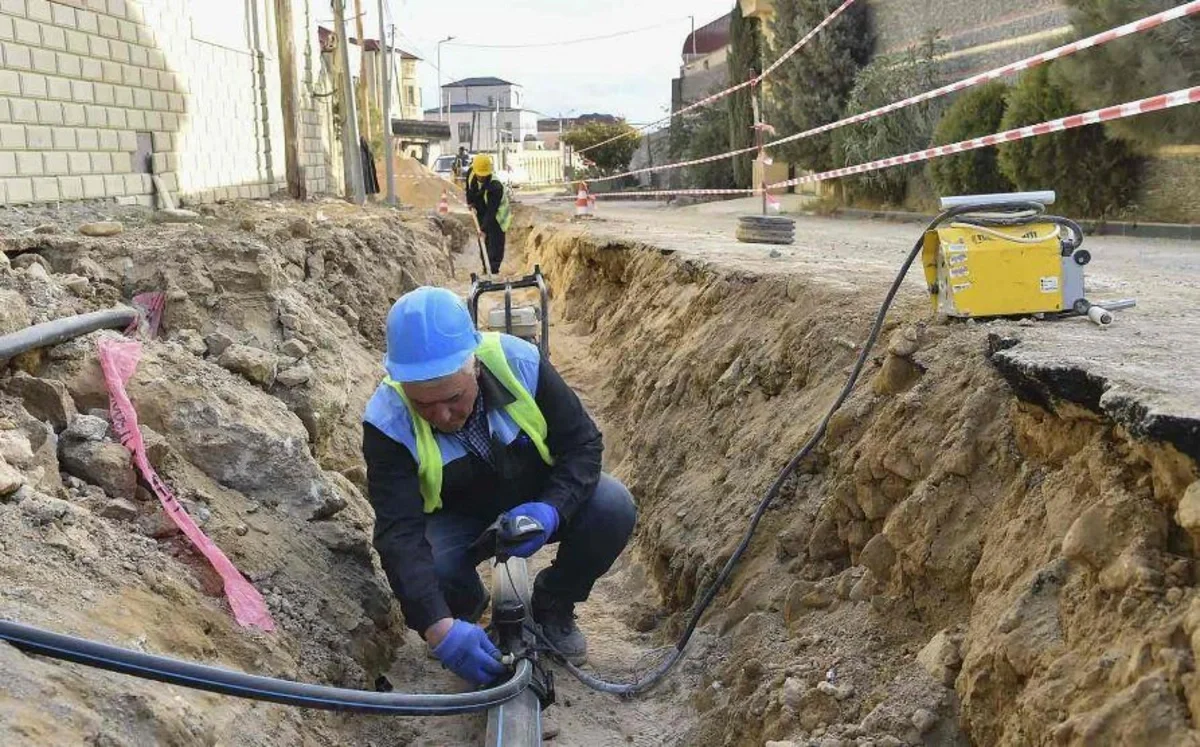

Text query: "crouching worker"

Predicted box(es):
[362, 287, 637, 686]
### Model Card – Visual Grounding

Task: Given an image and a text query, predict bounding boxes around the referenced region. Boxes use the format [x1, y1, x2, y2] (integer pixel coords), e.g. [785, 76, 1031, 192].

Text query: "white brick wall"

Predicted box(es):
[1, 0, 334, 205]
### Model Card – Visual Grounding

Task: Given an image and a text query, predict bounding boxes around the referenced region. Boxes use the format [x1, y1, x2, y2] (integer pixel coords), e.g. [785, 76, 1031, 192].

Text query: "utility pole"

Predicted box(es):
[333, 0, 365, 203]
[353, 0, 371, 143]
[379, 0, 395, 205]
[273, 0, 304, 199]
[437, 36, 455, 122]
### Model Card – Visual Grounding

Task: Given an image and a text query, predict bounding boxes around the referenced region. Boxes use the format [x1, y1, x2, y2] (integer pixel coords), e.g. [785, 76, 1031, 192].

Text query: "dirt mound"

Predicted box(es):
[514, 218, 1200, 746]
[0, 198, 457, 745]
[394, 155, 465, 211]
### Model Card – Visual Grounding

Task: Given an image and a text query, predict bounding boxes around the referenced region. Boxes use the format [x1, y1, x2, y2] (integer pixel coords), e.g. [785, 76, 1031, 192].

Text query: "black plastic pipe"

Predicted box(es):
[0, 308, 138, 361]
[0, 619, 531, 715]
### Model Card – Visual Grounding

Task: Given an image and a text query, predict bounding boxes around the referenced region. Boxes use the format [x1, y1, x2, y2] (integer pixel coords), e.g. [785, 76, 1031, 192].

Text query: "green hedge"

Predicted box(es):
[997, 65, 1141, 217]
[928, 82, 1014, 197]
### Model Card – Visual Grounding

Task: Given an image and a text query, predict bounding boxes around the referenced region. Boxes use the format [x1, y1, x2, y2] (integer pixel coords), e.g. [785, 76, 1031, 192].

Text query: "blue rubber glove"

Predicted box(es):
[503, 502, 560, 558]
[432, 620, 507, 686]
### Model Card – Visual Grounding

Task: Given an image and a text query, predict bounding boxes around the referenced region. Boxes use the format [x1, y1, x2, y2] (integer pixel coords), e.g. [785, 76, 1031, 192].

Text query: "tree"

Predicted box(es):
[681, 99, 737, 190]
[561, 122, 642, 176]
[728, 2, 761, 189]
[1053, 0, 1198, 148]
[998, 65, 1141, 217]
[832, 37, 944, 205]
[767, 0, 871, 171]
[928, 82, 1015, 197]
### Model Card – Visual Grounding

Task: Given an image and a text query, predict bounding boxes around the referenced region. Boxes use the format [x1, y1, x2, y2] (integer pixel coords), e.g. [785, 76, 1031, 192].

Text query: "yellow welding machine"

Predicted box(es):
[921, 201, 1090, 319]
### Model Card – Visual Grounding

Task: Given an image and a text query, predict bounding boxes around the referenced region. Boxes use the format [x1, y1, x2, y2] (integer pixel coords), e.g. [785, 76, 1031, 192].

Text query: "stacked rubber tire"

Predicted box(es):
[735, 215, 796, 245]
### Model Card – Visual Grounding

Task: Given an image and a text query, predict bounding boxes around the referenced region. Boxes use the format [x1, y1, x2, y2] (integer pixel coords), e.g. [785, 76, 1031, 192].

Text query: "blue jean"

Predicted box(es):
[426, 473, 637, 620]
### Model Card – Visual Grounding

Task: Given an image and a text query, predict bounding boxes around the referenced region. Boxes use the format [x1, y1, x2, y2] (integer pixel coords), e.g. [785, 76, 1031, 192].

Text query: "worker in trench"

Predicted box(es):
[362, 287, 637, 686]
[465, 154, 511, 275]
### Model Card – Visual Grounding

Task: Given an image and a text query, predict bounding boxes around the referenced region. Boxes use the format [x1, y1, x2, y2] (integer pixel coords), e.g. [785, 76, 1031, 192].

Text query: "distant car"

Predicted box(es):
[494, 162, 530, 189]
[432, 154, 460, 180]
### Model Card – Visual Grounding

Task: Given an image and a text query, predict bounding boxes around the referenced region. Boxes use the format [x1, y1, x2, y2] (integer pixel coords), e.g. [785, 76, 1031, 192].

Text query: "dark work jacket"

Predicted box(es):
[362, 359, 603, 633]
[465, 173, 504, 229]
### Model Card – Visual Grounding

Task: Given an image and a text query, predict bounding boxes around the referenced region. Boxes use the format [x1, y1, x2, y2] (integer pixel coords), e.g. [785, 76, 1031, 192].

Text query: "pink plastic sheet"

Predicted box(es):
[98, 336, 275, 631]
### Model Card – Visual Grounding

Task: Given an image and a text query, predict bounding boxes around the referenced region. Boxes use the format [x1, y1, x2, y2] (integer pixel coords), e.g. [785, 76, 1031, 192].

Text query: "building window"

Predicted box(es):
[487, 95, 495, 107]
[458, 123, 472, 143]
[406, 86, 415, 106]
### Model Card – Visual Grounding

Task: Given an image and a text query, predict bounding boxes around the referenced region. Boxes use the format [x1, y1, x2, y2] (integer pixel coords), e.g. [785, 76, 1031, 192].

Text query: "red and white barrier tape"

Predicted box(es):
[765, 0, 1200, 152]
[590, 146, 761, 184]
[100, 332, 275, 631]
[588, 1, 1199, 185]
[575, 0, 860, 155]
[589, 86, 1199, 199]
[766, 86, 1200, 189]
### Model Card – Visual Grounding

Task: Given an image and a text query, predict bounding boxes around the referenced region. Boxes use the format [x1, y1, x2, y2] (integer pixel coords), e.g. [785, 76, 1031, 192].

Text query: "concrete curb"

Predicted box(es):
[814, 207, 1200, 242]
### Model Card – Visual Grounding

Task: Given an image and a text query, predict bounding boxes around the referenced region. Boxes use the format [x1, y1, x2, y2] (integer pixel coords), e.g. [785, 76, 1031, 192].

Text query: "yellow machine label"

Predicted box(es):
[922, 222, 1065, 318]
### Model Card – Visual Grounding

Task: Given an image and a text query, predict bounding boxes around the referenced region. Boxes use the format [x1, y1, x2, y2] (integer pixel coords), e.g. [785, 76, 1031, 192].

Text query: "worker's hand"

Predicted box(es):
[431, 620, 507, 687]
[502, 502, 560, 558]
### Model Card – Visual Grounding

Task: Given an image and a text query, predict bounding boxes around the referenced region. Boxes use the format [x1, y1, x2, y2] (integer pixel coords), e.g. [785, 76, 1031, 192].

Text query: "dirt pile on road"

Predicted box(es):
[0, 199, 454, 745]
[515, 217, 1200, 746]
[394, 155, 465, 211]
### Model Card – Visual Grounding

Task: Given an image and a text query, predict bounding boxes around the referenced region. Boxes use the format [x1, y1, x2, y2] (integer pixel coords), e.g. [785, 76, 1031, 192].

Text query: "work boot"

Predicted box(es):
[531, 587, 588, 666]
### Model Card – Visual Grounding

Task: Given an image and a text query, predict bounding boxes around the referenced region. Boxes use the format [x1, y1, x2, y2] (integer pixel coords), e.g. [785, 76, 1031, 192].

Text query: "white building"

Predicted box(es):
[425, 77, 538, 153]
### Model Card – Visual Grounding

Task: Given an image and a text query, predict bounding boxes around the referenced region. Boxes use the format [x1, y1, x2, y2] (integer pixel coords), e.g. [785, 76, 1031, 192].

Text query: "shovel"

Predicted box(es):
[469, 209, 490, 278]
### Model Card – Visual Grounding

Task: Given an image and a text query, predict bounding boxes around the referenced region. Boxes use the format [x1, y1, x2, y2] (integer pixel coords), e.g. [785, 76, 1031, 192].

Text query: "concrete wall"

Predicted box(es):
[1, 0, 333, 207]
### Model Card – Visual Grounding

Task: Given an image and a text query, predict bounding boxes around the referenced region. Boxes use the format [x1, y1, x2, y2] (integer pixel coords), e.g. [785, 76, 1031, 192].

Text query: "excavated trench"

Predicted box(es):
[2, 199, 1198, 746]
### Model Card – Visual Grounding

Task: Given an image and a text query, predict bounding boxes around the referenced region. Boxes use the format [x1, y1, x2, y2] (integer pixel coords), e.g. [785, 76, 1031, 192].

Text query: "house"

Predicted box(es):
[425, 78, 538, 153]
[317, 27, 423, 121]
[673, 13, 733, 109]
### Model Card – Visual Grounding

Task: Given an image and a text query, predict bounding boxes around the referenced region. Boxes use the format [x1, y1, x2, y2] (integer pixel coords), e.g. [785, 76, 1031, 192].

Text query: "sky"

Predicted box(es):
[341, 0, 738, 124]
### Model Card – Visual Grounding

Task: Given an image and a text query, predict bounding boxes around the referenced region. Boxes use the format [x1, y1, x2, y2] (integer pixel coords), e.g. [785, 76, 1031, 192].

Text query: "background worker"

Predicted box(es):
[465, 154, 511, 275]
[362, 287, 637, 686]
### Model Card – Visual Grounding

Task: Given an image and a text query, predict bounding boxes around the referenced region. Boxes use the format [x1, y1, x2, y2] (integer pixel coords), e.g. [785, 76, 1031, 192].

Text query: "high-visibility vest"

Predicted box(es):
[470, 175, 513, 232]
[379, 332, 552, 513]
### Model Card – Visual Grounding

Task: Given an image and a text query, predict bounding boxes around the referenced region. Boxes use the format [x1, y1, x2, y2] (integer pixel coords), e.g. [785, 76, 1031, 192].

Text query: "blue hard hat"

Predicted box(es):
[384, 287, 481, 382]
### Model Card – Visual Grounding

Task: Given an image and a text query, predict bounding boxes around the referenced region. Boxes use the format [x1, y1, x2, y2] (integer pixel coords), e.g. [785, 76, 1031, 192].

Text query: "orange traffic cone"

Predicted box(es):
[575, 183, 590, 217]
[438, 191, 450, 216]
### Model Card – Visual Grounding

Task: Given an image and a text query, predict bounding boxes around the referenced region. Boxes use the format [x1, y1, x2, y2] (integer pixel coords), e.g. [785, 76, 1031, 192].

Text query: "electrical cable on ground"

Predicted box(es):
[0, 619, 532, 715]
[526, 201, 1050, 697]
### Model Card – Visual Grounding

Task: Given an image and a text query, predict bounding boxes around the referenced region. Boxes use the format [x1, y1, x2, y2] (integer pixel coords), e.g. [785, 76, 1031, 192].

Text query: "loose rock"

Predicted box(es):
[2, 373, 78, 432]
[154, 208, 201, 224]
[859, 533, 896, 580]
[98, 498, 140, 522]
[218, 344, 278, 387]
[65, 414, 109, 442]
[59, 440, 137, 501]
[916, 629, 962, 686]
[1175, 482, 1200, 545]
[0, 457, 24, 497]
[12, 253, 51, 272]
[205, 331, 235, 357]
[276, 362, 313, 388]
[32, 224, 58, 234]
[289, 218, 313, 238]
[911, 708, 938, 734]
[782, 676, 805, 710]
[79, 221, 124, 237]
[817, 681, 854, 700]
[280, 339, 309, 359]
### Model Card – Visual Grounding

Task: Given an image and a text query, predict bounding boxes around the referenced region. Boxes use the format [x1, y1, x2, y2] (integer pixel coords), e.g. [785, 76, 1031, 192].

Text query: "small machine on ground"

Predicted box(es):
[921, 191, 1134, 323]
[467, 266, 551, 358]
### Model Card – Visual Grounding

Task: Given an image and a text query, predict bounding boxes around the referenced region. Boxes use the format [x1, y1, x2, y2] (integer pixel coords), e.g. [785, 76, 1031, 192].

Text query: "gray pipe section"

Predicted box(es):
[0, 308, 139, 361]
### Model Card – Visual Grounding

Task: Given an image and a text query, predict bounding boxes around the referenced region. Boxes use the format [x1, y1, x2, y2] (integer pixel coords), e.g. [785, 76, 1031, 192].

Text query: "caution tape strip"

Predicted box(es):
[765, 0, 1200, 152]
[765, 86, 1200, 189]
[588, 1, 1200, 184]
[589, 86, 1199, 199]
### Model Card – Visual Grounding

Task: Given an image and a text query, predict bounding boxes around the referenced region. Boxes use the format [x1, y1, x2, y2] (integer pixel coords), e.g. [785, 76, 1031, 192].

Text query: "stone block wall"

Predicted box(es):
[0, 0, 333, 207]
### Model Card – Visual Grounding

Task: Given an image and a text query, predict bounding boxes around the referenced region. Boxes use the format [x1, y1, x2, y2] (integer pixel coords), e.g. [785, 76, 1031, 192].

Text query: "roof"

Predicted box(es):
[315, 27, 420, 59]
[681, 12, 732, 57]
[444, 76, 514, 88]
